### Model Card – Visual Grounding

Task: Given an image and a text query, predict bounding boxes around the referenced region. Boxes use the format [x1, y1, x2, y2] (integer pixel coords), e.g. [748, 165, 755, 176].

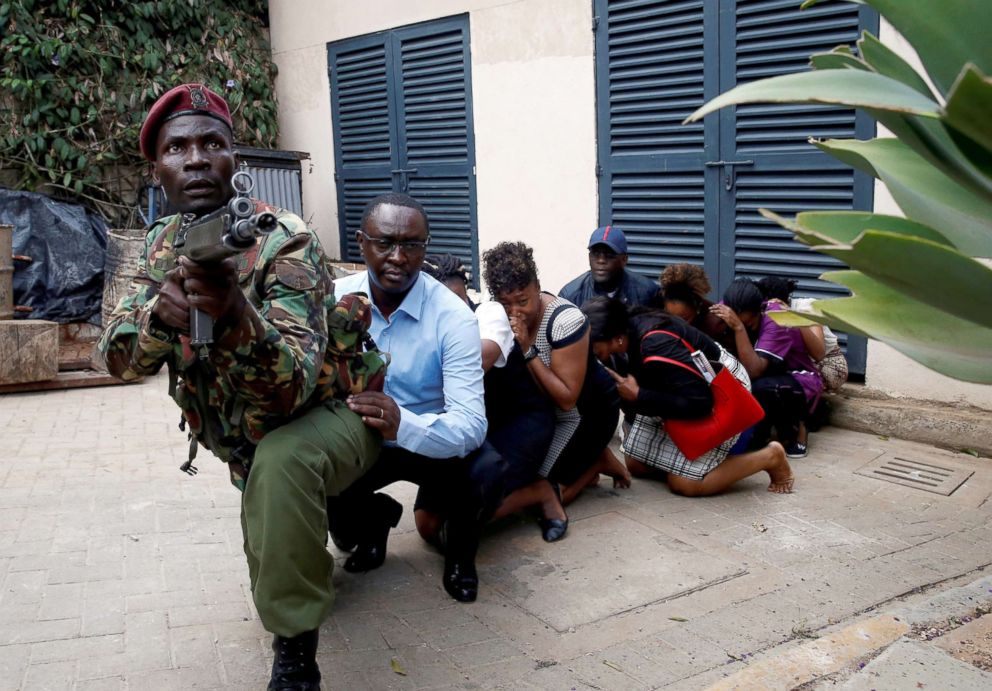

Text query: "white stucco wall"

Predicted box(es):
[268, 0, 597, 295]
[268, 5, 991, 410]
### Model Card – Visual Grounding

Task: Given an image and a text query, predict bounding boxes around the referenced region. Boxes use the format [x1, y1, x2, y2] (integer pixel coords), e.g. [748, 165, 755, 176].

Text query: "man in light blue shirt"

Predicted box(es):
[329, 193, 500, 603]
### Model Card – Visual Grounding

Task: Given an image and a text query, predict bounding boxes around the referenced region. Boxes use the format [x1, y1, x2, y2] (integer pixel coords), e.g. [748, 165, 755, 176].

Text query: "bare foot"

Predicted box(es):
[601, 449, 632, 489]
[586, 474, 601, 488]
[765, 441, 794, 494]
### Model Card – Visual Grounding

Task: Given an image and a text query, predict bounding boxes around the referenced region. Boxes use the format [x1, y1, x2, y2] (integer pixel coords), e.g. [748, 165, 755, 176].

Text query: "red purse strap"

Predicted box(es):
[641, 329, 704, 380]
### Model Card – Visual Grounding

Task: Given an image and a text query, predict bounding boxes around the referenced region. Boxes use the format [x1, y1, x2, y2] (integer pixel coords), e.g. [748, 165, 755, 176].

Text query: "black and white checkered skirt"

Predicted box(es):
[621, 347, 751, 481]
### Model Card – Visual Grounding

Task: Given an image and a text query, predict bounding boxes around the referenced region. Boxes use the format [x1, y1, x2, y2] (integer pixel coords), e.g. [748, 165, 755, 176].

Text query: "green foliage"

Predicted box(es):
[688, 0, 992, 384]
[0, 0, 277, 226]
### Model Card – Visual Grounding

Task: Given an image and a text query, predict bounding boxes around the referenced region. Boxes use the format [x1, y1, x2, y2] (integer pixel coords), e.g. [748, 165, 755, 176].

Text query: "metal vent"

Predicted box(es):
[855, 455, 975, 496]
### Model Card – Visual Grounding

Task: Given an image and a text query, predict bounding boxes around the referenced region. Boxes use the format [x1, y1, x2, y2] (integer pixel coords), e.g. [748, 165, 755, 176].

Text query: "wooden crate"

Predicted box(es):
[0, 319, 59, 385]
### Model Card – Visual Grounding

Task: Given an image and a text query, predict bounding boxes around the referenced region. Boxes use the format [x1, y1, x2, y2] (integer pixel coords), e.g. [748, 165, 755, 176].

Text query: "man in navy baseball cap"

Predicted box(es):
[559, 225, 658, 308]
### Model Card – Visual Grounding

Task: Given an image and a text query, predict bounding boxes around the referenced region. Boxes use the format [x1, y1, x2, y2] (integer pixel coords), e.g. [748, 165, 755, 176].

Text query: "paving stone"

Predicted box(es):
[365, 644, 466, 689]
[168, 601, 253, 628]
[126, 665, 223, 690]
[0, 617, 80, 645]
[444, 638, 524, 669]
[568, 644, 673, 689]
[1, 569, 47, 605]
[170, 623, 219, 669]
[661, 660, 746, 689]
[123, 611, 170, 672]
[37, 582, 84, 621]
[484, 511, 742, 632]
[320, 670, 375, 690]
[840, 638, 992, 690]
[73, 677, 126, 691]
[461, 654, 535, 689]
[30, 633, 122, 664]
[216, 636, 270, 688]
[21, 660, 76, 691]
[77, 653, 129, 682]
[0, 643, 29, 691]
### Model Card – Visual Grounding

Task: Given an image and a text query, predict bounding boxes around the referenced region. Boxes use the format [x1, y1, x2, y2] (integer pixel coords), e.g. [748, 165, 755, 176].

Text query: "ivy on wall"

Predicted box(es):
[0, 0, 279, 226]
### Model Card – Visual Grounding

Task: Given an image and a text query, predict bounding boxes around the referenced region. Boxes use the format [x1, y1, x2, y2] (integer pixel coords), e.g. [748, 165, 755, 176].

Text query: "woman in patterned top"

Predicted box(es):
[482, 242, 630, 542]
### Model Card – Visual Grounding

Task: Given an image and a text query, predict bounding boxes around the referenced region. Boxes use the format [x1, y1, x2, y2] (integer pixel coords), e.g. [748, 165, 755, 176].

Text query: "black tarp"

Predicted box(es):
[0, 187, 107, 324]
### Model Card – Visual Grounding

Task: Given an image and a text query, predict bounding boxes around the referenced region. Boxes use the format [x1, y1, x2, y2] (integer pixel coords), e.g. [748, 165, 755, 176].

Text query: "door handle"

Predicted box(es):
[704, 160, 754, 191]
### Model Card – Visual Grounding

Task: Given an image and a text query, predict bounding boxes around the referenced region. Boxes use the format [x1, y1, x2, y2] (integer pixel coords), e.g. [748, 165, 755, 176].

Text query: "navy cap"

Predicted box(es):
[587, 225, 627, 254]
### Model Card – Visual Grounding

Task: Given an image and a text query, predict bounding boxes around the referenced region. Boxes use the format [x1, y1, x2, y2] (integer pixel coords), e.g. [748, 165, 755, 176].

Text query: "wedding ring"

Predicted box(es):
[378, 406, 384, 419]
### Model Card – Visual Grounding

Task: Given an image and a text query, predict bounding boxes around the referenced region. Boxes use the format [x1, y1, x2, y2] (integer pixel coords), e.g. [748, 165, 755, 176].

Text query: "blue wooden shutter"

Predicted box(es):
[721, 0, 877, 371]
[594, 0, 719, 281]
[328, 35, 397, 261]
[395, 16, 479, 286]
[328, 16, 478, 282]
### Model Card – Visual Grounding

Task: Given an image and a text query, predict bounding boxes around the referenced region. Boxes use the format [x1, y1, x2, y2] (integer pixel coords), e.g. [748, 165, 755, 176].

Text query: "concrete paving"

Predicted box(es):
[2, 373, 992, 690]
[837, 639, 992, 690]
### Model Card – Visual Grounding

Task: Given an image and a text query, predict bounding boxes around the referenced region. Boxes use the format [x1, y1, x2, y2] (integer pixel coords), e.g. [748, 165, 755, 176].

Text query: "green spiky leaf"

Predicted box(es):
[685, 70, 941, 123]
[943, 65, 992, 156]
[815, 271, 992, 383]
[815, 231, 992, 329]
[814, 138, 992, 257]
[760, 209, 952, 248]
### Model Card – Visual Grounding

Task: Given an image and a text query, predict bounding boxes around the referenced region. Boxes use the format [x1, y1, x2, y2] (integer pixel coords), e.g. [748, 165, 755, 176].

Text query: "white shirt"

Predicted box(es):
[475, 301, 514, 368]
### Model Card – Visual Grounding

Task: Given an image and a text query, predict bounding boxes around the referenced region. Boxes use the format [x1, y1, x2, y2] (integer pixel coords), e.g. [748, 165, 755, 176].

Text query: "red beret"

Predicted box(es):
[139, 83, 233, 161]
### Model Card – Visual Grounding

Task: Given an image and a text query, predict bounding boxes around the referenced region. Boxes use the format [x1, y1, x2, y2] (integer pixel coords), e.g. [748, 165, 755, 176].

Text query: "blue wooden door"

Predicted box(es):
[595, 0, 876, 373]
[328, 15, 479, 284]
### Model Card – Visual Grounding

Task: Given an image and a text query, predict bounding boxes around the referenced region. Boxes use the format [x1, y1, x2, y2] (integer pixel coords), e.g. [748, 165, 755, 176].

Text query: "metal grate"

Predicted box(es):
[855, 455, 975, 496]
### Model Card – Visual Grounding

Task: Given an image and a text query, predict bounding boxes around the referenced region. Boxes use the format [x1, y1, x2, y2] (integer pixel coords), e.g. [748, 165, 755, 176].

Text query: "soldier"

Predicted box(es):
[98, 83, 379, 691]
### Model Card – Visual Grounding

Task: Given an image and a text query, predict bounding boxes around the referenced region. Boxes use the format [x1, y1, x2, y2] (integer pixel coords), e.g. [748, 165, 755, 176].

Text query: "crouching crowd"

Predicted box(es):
[99, 84, 848, 690]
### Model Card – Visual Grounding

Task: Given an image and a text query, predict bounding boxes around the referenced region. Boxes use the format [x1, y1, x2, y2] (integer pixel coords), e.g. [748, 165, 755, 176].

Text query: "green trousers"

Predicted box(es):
[240, 400, 381, 637]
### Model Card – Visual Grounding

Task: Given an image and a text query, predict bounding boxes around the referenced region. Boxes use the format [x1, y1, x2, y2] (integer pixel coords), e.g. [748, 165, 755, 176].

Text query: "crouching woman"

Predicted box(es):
[582, 298, 794, 496]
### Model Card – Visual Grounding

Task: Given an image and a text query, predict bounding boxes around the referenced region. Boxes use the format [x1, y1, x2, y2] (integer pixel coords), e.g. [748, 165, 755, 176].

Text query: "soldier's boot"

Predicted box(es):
[268, 629, 320, 691]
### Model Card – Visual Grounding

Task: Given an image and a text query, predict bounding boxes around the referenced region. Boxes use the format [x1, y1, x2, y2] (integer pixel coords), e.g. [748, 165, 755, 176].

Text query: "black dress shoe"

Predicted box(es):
[538, 481, 568, 542]
[343, 493, 403, 573]
[538, 516, 568, 542]
[443, 557, 478, 602]
[269, 629, 320, 691]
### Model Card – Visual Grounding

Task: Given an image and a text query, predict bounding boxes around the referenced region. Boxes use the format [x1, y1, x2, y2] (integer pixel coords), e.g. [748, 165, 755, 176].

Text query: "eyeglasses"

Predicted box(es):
[358, 230, 429, 256]
[589, 248, 619, 261]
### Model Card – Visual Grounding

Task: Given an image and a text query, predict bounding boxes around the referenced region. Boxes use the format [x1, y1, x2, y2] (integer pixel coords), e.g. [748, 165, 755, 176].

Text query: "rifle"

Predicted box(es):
[173, 170, 277, 357]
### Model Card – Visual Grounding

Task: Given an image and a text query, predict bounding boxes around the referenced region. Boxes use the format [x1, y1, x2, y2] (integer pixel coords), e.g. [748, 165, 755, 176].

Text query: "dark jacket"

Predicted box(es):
[559, 269, 658, 309]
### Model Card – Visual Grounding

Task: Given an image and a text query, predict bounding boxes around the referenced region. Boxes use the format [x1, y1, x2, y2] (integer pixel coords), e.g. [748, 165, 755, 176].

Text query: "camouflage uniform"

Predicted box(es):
[98, 201, 381, 636]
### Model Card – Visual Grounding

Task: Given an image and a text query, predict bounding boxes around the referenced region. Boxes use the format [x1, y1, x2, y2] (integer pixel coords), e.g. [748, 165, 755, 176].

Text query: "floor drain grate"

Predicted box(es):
[855, 455, 975, 496]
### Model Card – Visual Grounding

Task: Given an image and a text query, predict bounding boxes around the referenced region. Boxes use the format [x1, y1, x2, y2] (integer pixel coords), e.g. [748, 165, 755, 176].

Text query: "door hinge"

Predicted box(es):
[595, 164, 603, 178]
[592, 15, 600, 32]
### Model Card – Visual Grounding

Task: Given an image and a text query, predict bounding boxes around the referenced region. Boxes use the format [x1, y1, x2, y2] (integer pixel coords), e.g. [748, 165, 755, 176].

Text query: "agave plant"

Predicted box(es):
[686, 0, 992, 384]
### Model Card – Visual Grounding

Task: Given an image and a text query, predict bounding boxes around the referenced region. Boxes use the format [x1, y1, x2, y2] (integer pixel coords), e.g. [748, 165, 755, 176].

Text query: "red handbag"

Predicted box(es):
[641, 330, 765, 460]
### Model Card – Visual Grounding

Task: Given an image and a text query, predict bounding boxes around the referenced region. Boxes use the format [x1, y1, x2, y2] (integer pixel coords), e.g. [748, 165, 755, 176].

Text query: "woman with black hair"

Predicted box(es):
[656, 263, 732, 348]
[481, 242, 629, 540]
[710, 278, 823, 458]
[756, 276, 849, 394]
[584, 297, 793, 496]
[422, 253, 474, 307]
